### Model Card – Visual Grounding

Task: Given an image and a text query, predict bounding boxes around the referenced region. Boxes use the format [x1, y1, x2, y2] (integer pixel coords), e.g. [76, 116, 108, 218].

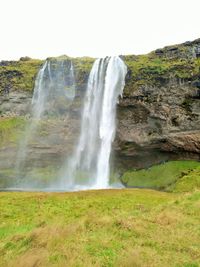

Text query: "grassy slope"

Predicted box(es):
[0, 189, 200, 267]
[121, 161, 200, 191]
[172, 168, 200, 193]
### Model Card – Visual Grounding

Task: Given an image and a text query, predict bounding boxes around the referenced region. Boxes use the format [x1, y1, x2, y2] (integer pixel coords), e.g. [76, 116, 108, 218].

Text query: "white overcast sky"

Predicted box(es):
[0, 0, 199, 60]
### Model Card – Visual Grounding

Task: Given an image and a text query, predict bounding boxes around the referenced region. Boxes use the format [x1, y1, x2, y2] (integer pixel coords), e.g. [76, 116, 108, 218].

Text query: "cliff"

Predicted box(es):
[0, 39, 200, 171]
[115, 38, 200, 167]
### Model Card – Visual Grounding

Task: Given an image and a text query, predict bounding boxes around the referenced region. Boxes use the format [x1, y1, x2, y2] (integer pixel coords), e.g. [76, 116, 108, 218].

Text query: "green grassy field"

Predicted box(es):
[0, 188, 200, 267]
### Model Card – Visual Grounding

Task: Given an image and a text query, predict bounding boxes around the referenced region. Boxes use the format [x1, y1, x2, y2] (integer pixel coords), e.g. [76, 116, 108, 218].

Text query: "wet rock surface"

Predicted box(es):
[0, 91, 32, 116]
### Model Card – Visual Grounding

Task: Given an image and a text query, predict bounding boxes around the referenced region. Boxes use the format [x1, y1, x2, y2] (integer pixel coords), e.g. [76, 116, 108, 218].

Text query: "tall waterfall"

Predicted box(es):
[15, 59, 76, 183]
[64, 56, 127, 189]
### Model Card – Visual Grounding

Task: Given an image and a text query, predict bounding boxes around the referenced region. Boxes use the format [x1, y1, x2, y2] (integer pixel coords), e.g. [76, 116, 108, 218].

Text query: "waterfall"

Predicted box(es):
[14, 61, 48, 176]
[64, 56, 127, 190]
[14, 58, 76, 185]
[32, 59, 76, 118]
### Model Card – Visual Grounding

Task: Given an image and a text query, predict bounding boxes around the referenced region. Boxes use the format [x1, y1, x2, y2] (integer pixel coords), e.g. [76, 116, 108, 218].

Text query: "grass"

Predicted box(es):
[121, 161, 200, 191]
[0, 189, 200, 267]
[171, 167, 200, 193]
[0, 117, 26, 147]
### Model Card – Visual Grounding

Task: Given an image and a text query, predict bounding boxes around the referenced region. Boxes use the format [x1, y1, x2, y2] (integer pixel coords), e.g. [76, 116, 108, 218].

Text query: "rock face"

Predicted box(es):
[115, 38, 200, 167]
[0, 39, 199, 172]
[115, 83, 200, 165]
[0, 91, 32, 116]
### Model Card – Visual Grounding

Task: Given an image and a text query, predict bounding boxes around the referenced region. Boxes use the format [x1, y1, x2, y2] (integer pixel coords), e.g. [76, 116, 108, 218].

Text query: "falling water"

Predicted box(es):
[32, 59, 76, 118]
[14, 58, 76, 184]
[64, 56, 127, 189]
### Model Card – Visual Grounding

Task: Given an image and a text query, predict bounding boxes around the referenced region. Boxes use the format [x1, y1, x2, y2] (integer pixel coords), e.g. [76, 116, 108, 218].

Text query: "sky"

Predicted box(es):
[0, 0, 200, 60]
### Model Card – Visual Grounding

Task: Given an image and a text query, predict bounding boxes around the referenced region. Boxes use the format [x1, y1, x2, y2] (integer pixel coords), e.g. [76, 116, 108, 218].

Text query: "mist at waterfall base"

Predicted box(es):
[7, 56, 127, 191]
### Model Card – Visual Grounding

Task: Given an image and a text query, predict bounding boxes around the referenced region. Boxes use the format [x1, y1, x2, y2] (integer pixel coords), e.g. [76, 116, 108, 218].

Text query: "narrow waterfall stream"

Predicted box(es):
[14, 59, 76, 186]
[63, 56, 127, 190]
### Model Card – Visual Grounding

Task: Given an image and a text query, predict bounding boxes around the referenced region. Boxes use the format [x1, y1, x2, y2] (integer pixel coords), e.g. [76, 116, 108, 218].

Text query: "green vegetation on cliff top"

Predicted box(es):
[124, 54, 200, 95]
[0, 59, 43, 93]
[1, 40, 199, 95]
[0, 56, 95, 94]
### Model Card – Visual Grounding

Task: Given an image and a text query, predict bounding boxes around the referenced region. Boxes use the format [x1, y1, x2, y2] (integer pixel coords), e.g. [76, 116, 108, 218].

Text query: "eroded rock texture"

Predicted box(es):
[0, 39, 199, 171]
[115, 38, 200, 167]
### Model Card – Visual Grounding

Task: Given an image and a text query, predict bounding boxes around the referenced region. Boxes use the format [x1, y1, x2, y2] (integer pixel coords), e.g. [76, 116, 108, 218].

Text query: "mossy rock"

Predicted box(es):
[0, 117, 27, 147]
[121, 160, 200, 192]
[123, 46, 200, 95]
[0, 59, 43, 93]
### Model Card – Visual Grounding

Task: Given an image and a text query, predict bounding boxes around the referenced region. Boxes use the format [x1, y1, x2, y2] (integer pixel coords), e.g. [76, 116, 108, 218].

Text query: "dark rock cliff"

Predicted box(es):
[115, 38, 200, 167]
[0, 39, 200, 170]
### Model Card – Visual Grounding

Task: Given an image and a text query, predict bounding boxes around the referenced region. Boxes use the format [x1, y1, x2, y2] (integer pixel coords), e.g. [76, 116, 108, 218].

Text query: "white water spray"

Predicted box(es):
[15, 59, 76, 183]
[64, 56, 127, 189]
